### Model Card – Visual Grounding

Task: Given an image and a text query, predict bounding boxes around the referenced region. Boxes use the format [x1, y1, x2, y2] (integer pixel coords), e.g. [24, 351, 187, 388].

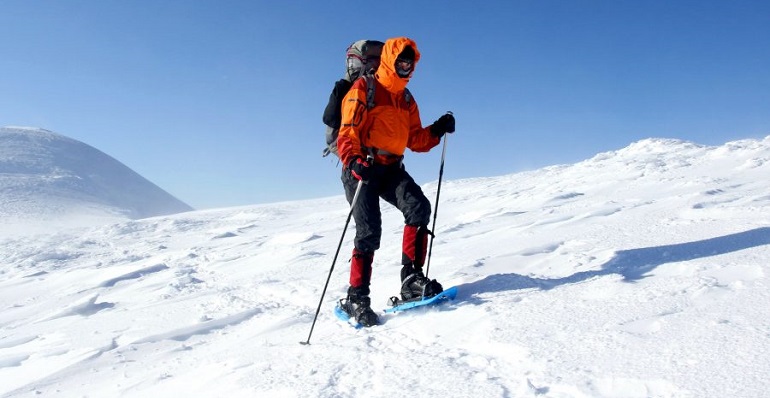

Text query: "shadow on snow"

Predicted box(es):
[458, 227, 770, 303]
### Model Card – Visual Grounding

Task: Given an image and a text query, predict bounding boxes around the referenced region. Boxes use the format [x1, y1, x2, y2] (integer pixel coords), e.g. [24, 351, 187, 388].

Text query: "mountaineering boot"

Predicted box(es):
[340, 286, 379, 327]
[400, 265, 443, 301]
[341, 250, 378, 326]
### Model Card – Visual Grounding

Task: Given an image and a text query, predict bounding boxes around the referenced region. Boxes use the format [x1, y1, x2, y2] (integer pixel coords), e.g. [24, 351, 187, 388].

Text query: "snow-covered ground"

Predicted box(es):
[1, 137, 769, 397]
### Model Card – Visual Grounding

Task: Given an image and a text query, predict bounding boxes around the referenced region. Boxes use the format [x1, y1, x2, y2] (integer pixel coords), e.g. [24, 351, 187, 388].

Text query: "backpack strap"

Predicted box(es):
[363, 74, 411, 108]
[364, 74, 376, 109]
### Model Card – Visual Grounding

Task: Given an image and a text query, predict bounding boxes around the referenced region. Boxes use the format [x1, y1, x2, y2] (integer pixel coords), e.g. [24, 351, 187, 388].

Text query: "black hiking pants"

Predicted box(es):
[341, 162, 431, 253]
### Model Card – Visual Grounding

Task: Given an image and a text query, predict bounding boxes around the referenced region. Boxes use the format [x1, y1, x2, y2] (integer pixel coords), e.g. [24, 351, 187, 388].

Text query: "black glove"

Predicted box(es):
[348, 156, 372, 182]
[430, 113, 455, 138]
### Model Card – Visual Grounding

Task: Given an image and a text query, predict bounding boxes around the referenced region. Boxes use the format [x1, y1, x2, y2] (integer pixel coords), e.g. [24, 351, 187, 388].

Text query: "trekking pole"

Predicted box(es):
[425, 111, 452, 278]
[300, 157, 370, 346]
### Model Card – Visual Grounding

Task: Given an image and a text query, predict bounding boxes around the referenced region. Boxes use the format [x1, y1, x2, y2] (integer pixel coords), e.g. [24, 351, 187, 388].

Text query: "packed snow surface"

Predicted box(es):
[1, 136, 769, 397]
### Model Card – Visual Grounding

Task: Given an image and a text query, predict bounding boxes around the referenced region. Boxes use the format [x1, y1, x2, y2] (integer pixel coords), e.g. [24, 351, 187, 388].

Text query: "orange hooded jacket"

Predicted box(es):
[337, 37, 440, 167]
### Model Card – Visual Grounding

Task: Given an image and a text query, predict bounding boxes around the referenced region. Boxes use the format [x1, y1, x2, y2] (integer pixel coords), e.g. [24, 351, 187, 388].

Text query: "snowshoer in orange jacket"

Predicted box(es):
[336, 37, 456, 327]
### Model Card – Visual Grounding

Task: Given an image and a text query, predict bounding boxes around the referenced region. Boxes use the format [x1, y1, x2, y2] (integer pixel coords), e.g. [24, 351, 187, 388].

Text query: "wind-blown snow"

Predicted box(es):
[0, 126, 193, 237]
[1, 136, 769, 397]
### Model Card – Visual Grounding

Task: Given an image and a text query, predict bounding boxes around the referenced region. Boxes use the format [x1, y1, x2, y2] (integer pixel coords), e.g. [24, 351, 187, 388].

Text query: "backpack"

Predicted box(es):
[322, 40, 412, 158]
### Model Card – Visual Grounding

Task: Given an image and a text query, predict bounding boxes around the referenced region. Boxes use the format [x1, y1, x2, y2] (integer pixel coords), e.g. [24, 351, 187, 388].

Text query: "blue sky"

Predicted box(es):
[2, 1, 769, 209]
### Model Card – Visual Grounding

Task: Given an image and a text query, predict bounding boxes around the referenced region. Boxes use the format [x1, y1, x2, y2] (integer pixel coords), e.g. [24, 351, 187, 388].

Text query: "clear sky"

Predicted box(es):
[2, 1, 769, 209]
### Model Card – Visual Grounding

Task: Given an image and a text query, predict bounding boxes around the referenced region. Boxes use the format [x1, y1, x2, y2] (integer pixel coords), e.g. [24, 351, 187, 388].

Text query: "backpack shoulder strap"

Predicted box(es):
[362, 75, 410, 109]
[364, 74, 376, 109]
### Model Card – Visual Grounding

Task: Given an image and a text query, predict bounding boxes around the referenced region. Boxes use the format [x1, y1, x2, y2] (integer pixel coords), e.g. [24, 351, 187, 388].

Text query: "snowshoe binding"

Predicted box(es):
[399, 271, 443, 302]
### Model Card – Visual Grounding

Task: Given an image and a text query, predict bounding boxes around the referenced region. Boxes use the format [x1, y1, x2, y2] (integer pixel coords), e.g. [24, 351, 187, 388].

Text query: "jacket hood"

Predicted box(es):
[376, 37, 420, 93]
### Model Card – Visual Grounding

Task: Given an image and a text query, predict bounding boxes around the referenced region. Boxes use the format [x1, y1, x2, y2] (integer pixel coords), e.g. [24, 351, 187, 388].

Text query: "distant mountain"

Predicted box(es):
[0, 126, 193, 235]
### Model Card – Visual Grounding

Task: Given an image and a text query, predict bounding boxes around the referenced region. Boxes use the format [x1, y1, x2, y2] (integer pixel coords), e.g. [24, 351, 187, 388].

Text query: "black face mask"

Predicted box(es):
[395, 57, 413, 77]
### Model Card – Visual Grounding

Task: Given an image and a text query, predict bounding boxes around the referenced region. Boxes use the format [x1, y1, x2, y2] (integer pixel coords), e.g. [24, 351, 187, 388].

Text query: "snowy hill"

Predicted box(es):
[0, 126, 193, 236]
[0, 136, 769, 397]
